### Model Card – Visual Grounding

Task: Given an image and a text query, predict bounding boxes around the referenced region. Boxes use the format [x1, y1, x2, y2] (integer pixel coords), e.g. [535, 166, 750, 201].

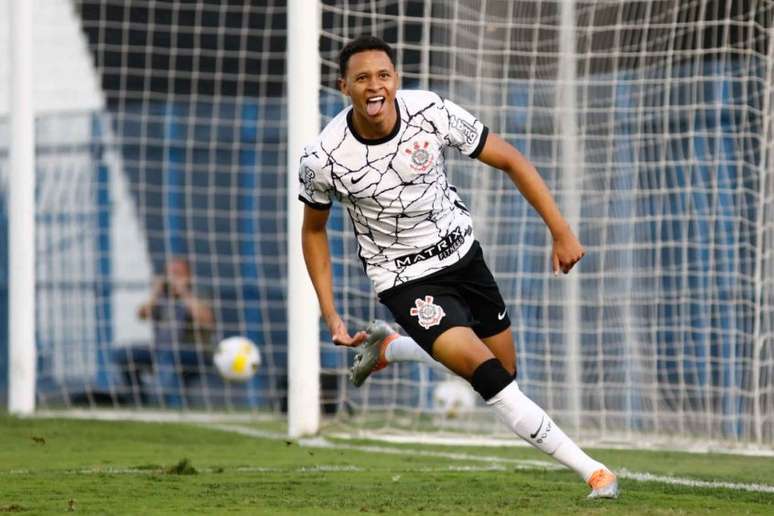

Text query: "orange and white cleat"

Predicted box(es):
[349, 320, 398, 387]
[587, 468, 619, 499]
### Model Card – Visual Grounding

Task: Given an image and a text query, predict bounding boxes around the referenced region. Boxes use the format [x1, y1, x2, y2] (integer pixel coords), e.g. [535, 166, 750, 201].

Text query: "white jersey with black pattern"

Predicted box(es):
[299, 89, 489, 293]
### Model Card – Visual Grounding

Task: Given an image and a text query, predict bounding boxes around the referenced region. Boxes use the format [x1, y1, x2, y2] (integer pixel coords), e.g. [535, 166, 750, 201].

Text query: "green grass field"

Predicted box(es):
[1, 415, 773, 515]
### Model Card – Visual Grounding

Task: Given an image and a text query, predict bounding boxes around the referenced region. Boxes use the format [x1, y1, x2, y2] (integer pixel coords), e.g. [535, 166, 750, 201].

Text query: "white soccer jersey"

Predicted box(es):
[299, 89, 489, 293]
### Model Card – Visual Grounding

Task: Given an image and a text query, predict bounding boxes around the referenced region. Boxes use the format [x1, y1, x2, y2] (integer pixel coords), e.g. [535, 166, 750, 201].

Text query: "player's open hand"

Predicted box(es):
[326, 313, 368, 347]
[551, 229, 585, 275]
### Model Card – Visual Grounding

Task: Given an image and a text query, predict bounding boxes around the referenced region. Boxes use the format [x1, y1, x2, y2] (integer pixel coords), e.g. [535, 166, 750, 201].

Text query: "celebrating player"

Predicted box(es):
[298, 35, 618, 499]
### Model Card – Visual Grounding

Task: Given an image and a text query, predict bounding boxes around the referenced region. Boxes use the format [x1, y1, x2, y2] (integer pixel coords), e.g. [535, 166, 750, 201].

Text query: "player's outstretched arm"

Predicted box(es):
[301, 205, 368, 347]
[476, 133, 584, 274]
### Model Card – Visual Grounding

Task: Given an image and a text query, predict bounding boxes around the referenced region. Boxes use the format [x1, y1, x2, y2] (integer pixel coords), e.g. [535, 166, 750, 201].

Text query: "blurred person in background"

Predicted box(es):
[112, 257, 215, 408]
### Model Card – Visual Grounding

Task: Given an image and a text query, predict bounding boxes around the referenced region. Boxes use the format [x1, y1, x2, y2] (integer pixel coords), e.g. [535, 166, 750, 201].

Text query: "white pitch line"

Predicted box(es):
[204, 424, 562, 470]
[304, 440, 563, 470]
[205, 423, 774, 495]
[617, 469, 774, 494]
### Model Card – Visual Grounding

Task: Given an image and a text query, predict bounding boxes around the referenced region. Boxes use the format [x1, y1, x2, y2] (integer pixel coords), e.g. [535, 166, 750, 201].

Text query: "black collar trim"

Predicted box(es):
[346, 98, 401, 145]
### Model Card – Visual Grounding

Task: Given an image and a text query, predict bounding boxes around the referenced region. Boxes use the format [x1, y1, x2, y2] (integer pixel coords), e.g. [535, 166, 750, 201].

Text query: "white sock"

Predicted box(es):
[486, 381, 604, 482]
[384, 336, 438, 368]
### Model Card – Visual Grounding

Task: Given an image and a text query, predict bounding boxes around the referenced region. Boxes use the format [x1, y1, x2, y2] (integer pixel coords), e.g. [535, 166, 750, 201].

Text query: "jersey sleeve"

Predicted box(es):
[436, 97, 489, 158]
[297, 146, 333, 210]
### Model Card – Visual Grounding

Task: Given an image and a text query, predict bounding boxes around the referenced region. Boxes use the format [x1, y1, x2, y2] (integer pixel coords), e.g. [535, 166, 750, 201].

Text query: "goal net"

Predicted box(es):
[5, 0, 292, 415]
[317, 0, 774, 447]
[4, 0, 773, 448]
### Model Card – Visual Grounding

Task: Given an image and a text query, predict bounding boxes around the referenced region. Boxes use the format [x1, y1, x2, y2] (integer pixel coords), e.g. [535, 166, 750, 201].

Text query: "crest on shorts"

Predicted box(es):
[404, 141, 434, 173]
[410, 295, 446, 330]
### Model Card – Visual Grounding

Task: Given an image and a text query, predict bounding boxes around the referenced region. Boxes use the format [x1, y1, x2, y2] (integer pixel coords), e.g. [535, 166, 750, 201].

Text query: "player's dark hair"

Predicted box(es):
[338, 35, 396, 77]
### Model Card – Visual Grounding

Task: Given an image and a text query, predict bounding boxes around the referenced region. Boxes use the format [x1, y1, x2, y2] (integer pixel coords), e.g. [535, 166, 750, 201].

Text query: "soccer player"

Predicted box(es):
[298, 35, 618, 499]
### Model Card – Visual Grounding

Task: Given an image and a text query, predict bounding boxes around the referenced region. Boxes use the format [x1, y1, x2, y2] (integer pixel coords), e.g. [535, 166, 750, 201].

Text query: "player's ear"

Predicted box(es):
[338, 77, 350, 97]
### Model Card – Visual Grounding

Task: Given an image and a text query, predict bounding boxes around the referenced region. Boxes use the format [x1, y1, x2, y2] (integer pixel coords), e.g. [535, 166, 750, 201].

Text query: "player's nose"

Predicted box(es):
[365, 77, 381, 91]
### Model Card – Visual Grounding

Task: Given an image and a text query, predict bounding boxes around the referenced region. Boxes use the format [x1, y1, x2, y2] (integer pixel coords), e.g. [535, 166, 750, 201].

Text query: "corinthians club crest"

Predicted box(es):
[410, 295, 446, 329]
[404, 141, 434, 173]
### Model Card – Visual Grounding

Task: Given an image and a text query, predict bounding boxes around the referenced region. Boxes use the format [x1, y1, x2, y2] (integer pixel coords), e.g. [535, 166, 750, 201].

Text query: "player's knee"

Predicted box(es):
[498, 360, 516, 379]
[469, 358, 513, 401]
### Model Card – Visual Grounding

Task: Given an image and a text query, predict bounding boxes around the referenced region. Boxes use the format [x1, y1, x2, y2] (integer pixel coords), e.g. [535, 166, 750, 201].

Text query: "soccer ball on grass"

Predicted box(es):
[213, 336, 261, 382]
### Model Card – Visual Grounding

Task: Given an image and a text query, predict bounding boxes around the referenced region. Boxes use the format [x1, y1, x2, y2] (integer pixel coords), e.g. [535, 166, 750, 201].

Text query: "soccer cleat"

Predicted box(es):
[349, 320, 398, 387]
[586, 468, 619, 499]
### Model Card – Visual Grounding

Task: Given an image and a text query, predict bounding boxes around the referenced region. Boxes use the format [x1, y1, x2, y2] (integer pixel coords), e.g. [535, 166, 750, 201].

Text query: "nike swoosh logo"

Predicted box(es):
[497, 309, 507, 320]
[530, 416, 545, 439]
[351, 172, 368, 184]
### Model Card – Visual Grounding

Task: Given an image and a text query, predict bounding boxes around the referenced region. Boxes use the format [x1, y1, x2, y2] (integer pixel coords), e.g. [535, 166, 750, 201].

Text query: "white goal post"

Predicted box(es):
[287, 0, 321, 438]
[8, 0, 36, 415]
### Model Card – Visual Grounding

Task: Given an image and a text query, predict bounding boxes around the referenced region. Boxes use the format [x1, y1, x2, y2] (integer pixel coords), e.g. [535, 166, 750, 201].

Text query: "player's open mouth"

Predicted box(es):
[366, 96, 385, 116]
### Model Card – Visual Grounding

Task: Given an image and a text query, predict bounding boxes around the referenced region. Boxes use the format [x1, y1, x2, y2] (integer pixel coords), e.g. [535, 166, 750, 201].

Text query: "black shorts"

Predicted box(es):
[378, 241, 511, 355]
